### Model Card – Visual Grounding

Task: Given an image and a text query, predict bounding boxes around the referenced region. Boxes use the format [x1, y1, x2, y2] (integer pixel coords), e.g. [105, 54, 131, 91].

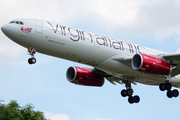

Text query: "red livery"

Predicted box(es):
[20, 27, 32, 34]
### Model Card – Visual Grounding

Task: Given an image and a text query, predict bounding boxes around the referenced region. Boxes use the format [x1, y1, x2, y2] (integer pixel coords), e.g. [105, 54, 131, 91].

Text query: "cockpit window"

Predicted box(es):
[9, 21, 15, 23]
[15, 21, 19, 24]
[19, 21, 24, 25]
[9, 21, 24, 25]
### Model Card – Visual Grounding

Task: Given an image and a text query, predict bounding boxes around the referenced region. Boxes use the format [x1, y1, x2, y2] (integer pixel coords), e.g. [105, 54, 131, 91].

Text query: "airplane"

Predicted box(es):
[1, 19, 180, 104]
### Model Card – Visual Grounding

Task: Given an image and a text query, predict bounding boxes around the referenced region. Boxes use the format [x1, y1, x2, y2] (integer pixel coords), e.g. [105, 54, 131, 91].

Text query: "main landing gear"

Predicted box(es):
[121, 82, 140, 104]
[28, 47, 36, 64]
[159, 81, 179, 98]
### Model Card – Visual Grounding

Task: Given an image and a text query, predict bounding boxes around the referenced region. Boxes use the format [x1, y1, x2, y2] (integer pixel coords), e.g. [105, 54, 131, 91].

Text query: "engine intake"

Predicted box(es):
[131, 54, 172, 75]
[66, 66, 104, 87]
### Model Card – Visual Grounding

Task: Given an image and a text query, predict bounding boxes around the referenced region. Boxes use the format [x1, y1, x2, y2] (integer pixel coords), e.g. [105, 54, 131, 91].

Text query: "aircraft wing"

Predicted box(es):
[163, 53, 180, 77]
[94, 67, 160, 86]
[111, 53, 180, 77]
[93, 67, 138, 85]
[163, 53, 180, 64]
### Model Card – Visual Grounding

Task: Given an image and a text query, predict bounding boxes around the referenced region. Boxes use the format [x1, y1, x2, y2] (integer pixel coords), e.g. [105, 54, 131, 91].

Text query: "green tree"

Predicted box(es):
[0, 100, 48, 120]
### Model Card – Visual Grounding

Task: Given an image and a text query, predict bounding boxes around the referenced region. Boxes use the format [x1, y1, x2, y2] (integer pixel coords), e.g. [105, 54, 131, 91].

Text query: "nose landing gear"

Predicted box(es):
[28, 47, 36, 64]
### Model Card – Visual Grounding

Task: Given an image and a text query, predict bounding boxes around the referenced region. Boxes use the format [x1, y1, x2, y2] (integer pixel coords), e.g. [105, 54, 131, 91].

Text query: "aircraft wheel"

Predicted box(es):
[159, 83, 166, 91]
[121, 89, 127, 97]
[134, 95, 140, 103]
[28, 58, 33, 64]
[165, 82, 172, 90]
[127, 89, 133, 96]
[128, 96, 134, 104]
[167, 90, 173, 98]
[173, 89, 179, 97]
[28, 58, 36, 64]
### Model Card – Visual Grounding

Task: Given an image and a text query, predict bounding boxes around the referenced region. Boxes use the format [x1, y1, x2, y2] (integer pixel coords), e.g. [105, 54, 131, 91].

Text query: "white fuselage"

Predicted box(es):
[2, 19, 180, 87]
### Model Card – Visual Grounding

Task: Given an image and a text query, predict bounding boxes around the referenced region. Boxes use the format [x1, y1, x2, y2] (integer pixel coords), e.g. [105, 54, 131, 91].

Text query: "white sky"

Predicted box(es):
[1, 0, 180, 120]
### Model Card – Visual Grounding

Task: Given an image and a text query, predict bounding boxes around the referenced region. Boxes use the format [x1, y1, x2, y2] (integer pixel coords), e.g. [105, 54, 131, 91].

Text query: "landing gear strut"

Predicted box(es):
[159, 81, 179, 98]
[121, 82, 140, 104]
[28, 47, 36, 64]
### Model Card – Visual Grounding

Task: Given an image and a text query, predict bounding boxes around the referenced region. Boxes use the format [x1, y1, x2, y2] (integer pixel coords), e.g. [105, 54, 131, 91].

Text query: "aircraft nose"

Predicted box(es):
[1, 24, 18, 41]
[1, 24, 9, 35]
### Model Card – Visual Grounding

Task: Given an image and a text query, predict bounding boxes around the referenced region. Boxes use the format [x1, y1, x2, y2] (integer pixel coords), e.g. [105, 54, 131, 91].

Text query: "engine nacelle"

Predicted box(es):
[131, 54, 172, 75]
[66, 66, 104, 87]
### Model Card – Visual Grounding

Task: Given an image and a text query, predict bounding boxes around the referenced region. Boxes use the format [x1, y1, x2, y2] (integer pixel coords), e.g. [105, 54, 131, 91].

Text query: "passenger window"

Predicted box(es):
[15, 21, 19, 24]
[20, 21, 24, 25]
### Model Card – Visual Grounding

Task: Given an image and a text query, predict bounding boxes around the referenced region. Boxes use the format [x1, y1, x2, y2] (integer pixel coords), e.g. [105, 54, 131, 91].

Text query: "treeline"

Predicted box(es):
[0, 100, 49, 120]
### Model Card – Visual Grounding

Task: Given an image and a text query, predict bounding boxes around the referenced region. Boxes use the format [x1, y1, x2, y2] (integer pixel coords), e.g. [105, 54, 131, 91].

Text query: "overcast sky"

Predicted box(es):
[1, 0, 180, 120]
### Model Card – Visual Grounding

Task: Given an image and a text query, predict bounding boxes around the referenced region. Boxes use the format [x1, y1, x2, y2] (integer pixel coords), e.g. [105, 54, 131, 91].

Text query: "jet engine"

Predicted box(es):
[66, 66, 104, 87]
[131, 54, 172, 75]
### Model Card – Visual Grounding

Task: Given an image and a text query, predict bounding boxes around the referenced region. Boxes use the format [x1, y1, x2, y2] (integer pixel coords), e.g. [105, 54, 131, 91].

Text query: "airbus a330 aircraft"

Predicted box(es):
[2, 19, 180, 104]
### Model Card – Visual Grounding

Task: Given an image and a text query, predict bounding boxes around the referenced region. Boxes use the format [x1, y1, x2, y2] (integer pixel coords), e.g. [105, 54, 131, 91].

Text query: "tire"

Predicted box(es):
[134, 95, 140, 103]
[127, 89, 133, 96]
[28, 58, 33, 64]
[159, 83, 165, 91]
[28, 58, 36, 64]
[32, 58, 36, 64]
[165, 82, 172, 90]
[167, 90, 173, 98]
[128, 96, 134, 104]
[173, 89, 179, 97]
[121, 89, 127, 97]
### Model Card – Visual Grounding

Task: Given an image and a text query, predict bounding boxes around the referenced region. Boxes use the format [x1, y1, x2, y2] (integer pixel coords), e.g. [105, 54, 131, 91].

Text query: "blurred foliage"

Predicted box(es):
[0, 100, 48, 120]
